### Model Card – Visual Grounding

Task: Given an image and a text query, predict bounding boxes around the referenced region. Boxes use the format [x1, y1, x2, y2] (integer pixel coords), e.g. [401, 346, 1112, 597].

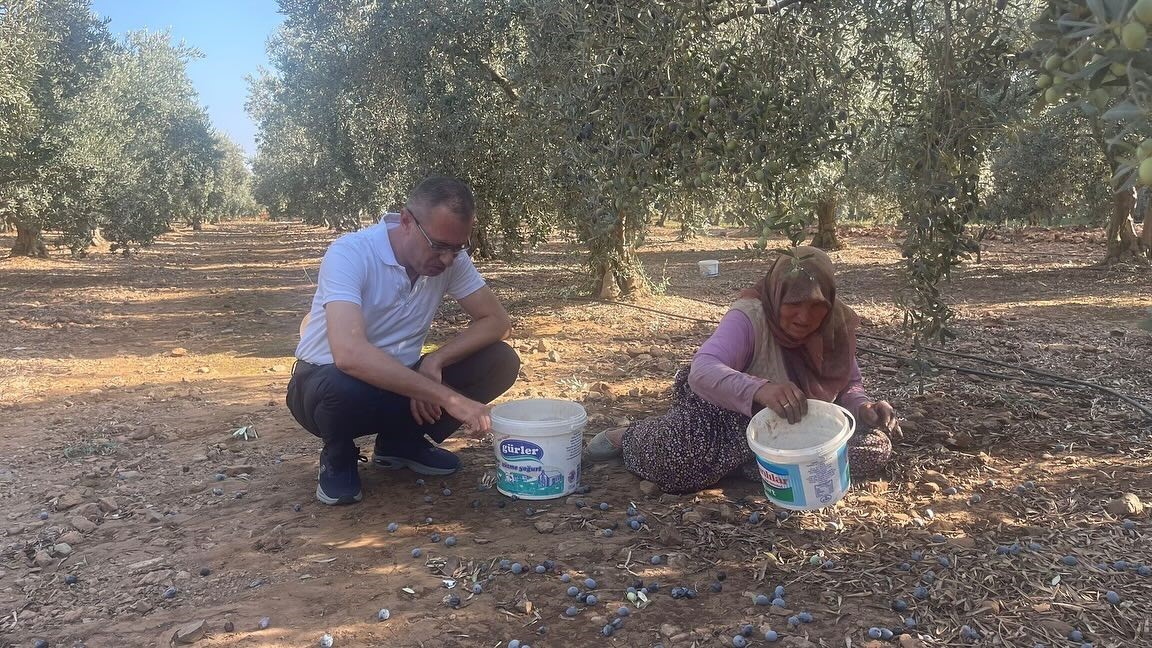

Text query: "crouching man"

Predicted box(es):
[287, 176, 519, 504]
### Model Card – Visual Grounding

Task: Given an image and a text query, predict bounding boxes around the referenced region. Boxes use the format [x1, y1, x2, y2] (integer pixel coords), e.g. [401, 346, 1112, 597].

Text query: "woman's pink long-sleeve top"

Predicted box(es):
[687, 309, 871, 418]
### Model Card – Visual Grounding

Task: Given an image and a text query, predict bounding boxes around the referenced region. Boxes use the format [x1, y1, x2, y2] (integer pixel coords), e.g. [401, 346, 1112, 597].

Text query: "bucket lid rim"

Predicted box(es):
[745, 400, 855, 457]
[491, 398, 588, 426]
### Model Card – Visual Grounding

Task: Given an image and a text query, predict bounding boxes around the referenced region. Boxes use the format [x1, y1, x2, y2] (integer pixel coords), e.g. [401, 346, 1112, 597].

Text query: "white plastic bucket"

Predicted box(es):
[698, 260, 720, 277]
[490, 399, 586, 500]
[745, 399, 855, 511]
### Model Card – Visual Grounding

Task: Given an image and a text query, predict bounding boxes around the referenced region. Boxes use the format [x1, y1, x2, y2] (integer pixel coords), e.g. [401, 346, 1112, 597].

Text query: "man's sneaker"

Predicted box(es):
[316, 443, 363, 505]
[373, 439, 461, 476]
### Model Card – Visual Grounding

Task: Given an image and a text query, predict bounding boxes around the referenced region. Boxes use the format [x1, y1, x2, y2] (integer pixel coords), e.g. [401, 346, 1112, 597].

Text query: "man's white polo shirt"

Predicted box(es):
[295, 215, 485, 367]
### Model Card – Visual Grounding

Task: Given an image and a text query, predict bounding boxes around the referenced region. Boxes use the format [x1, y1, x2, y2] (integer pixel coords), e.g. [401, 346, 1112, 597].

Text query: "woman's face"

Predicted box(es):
[779, 298, 830, 339]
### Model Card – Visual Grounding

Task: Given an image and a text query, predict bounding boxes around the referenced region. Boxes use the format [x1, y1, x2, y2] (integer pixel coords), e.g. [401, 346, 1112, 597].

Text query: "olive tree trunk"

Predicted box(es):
[1102, 187, 1147, 265]
[11, 221, 48, 257]
[809, 191, 844, 251]
[593, 209, 646, 299]
[1138, 188, 1152, 256]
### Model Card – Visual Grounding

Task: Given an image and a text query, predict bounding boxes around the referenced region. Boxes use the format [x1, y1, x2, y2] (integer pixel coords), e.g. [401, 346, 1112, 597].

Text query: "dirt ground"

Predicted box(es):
[1, 220, 1150, 648]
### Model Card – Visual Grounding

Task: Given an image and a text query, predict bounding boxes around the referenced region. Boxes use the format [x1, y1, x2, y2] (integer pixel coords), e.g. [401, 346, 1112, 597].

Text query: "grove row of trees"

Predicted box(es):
[247, 0, 1149, 342]
[4, 1, 1150, 343]
[0, 0, 257, 257]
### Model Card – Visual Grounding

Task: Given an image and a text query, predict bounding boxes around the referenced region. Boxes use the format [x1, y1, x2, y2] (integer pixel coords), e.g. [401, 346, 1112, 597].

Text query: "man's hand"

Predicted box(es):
[858, 400, 901, 440]
[444, 397, 492, 436]
[410, 359, 445, 425]
[411, 357, 491, 434]
[754, 381, 808, 424]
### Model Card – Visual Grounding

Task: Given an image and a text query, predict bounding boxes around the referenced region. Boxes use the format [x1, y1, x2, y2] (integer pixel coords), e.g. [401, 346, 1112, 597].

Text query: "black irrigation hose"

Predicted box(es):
[560, 295, 719, 325]
[856, 332, 1152, 420]
[555, 296, 1152, 421]
[859, 331, 1092, 384]
[857, 347, 1081, 390]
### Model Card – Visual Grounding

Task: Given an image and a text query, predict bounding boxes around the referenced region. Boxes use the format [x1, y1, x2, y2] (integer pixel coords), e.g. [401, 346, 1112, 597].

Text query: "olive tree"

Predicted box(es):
[986, 110, 1111, 226]
[66, 31, 227, 252]
[1030, 0, 1152, 263]
[864, 1, 1040, 342]
[249, 0, 1050, 341]
[249, 0, 557, 249]
[1, 0, 252, 256]
[0, 0, 111, 256]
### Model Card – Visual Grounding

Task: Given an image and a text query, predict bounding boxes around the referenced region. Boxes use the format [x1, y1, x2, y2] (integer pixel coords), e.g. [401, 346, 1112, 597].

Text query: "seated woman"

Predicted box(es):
[586, 246, 901, 494]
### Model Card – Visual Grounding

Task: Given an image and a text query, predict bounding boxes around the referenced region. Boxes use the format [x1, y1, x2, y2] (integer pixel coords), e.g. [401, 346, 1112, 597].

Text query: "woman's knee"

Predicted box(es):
[848, 431, 893, 478]
[650, 472, 718, 495]
[625, 446, 734, 494]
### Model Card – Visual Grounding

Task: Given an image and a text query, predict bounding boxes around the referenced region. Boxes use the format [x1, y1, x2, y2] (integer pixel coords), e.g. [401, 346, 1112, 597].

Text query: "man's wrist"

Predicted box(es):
[421, 352, 445, 372]
[440, 390, 468, 410]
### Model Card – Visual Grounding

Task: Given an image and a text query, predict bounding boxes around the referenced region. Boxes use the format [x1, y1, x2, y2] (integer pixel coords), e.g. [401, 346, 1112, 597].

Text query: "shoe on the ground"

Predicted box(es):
[373, 439, 460, 476]
[585, 429, 624, 462]
[315, 443, 363, 505]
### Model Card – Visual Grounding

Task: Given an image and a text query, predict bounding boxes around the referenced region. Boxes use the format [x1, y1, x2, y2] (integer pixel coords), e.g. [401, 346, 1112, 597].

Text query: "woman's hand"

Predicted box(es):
[858, 400, 901, 440]
[754, 381, 808, 424]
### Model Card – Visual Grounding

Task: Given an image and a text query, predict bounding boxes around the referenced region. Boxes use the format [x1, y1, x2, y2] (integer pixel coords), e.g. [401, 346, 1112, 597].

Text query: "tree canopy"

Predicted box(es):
[6, 0, 1148, 343]
[252, 0, 1106, 342]
[1, 0, 257, 256]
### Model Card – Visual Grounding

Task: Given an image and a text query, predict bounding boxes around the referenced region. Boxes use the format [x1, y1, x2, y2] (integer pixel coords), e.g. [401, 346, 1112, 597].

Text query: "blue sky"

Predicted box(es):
[91, 0, 284, 158]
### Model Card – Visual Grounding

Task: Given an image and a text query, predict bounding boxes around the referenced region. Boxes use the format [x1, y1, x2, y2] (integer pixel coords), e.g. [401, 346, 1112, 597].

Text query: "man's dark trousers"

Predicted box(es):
[286, 341, 520, 457]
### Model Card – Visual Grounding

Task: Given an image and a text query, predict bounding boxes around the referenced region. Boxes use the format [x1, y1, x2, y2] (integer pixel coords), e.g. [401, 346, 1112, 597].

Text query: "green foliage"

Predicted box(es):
[1030, 0, 1150, 178]
[0, 0, 112, 254]
[248, 0, 555, 245]
[986, 111, 1112, 225]
[13, 0, 1133, 342]
[250, 1, 881, 291]
[253, 0, 1105, 340]
[60, 30, 230, 252]
[872, 2, 1039, 343]
[207, 135, 259, 222]
[1028, 0, 1152, 262]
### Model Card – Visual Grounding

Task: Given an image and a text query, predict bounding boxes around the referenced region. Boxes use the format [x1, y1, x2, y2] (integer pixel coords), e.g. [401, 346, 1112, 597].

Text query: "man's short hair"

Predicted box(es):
[408, 176, 475, 222]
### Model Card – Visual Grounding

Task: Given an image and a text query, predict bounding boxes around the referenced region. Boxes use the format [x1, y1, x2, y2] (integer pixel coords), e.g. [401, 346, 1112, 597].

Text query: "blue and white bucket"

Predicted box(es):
[745, 399, 855, 511]
[490, 399, 586, 500]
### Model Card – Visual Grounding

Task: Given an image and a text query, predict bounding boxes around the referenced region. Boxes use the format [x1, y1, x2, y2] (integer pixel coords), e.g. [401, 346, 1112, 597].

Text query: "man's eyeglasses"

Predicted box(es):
[403, 207, 471, 256]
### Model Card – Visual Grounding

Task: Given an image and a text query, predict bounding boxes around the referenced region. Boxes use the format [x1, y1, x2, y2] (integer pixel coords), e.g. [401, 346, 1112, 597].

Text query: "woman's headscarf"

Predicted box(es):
[738, 246, 860, 401]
